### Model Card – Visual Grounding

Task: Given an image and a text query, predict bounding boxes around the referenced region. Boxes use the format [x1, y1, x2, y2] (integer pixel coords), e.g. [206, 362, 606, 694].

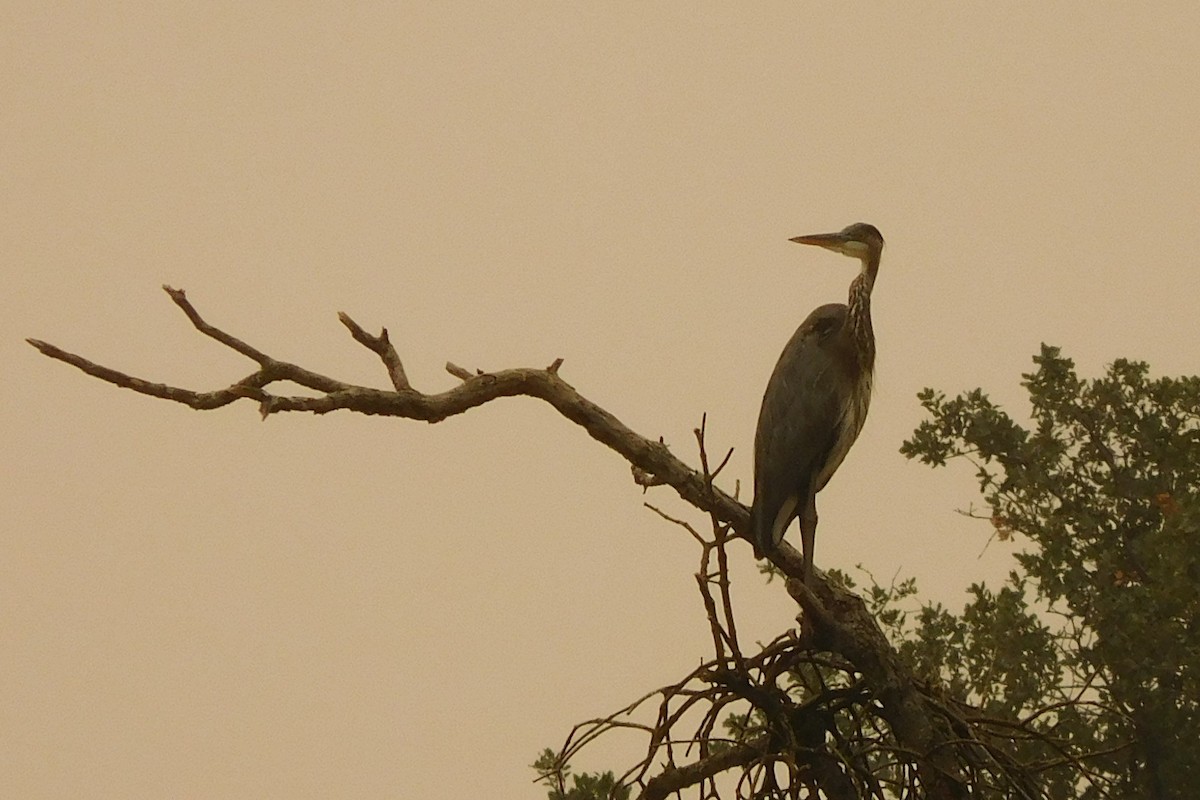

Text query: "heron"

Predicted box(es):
[750, 222, 884, 582]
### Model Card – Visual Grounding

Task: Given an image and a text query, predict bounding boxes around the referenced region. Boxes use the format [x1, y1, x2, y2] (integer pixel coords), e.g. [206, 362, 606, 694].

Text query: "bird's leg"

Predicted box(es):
[799, 495, 818, 583]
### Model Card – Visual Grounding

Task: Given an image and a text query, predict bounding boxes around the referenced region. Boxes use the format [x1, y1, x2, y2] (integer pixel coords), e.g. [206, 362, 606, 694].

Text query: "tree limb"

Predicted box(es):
[638, 738, 765, 800]
[30, 286, 748, 527]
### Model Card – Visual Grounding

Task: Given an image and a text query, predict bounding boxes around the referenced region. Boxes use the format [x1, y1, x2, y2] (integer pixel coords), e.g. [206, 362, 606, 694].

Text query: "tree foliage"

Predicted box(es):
[533, 750, 631, 800]
[900, 345, 1200, 798]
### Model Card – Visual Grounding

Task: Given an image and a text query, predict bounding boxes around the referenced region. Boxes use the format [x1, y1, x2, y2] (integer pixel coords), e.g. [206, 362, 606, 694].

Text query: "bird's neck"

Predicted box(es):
[847, 254, 878, 370]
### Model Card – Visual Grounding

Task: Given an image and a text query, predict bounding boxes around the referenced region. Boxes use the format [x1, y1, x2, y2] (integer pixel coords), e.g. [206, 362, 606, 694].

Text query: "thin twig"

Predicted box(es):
[337, 312, 411, 391]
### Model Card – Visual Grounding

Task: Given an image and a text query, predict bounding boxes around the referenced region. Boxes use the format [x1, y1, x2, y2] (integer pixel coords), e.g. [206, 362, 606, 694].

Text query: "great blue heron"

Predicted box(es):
[750, 222, 884, 582]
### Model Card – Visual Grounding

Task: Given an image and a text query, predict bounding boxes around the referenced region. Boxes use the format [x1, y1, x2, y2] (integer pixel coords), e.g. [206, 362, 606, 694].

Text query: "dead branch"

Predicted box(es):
[33, 288, 1105, 798]
[29, 286, 746, 528]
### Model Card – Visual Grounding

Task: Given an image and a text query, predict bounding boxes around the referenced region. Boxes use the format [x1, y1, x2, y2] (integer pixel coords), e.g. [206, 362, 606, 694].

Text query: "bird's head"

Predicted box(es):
[790, 222, 884, 264]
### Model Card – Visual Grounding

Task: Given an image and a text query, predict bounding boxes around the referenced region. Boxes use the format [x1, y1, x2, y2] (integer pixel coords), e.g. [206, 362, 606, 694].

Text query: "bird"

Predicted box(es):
[749, 222, 885, 582]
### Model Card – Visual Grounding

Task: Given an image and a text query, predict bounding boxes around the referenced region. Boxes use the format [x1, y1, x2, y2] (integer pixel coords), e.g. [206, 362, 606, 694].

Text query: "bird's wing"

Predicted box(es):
[751, 307, 847, 552]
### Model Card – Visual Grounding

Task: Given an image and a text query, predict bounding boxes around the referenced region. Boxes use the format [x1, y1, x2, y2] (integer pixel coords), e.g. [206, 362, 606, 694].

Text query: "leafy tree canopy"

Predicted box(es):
[899, 345, 1200, 798]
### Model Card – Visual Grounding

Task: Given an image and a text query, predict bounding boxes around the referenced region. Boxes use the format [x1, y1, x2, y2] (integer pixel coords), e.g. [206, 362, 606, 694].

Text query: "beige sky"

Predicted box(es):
[5, 3, 1199, 797]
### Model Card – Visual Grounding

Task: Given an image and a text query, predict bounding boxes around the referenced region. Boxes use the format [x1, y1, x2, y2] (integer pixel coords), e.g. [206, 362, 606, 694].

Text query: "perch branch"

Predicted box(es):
[32, 287, 991, 798]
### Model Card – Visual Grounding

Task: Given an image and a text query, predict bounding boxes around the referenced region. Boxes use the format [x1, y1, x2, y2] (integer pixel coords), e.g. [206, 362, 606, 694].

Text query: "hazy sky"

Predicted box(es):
[5, 3, 1199, 797]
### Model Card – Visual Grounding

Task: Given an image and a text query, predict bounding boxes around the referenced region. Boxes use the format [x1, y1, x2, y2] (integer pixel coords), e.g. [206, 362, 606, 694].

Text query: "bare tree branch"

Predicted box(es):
[336, 311, 410, 391]
[26, 337, 274, 409]
[30, 286, 749, 532]
[35, 287, 1107, 799]
[638, 737, 765, 800]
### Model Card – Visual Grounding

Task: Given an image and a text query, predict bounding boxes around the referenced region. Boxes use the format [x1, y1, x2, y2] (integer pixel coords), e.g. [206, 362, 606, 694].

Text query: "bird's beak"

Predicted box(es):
[792, 231, 849, 250]
[789, 232, 849, 254]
